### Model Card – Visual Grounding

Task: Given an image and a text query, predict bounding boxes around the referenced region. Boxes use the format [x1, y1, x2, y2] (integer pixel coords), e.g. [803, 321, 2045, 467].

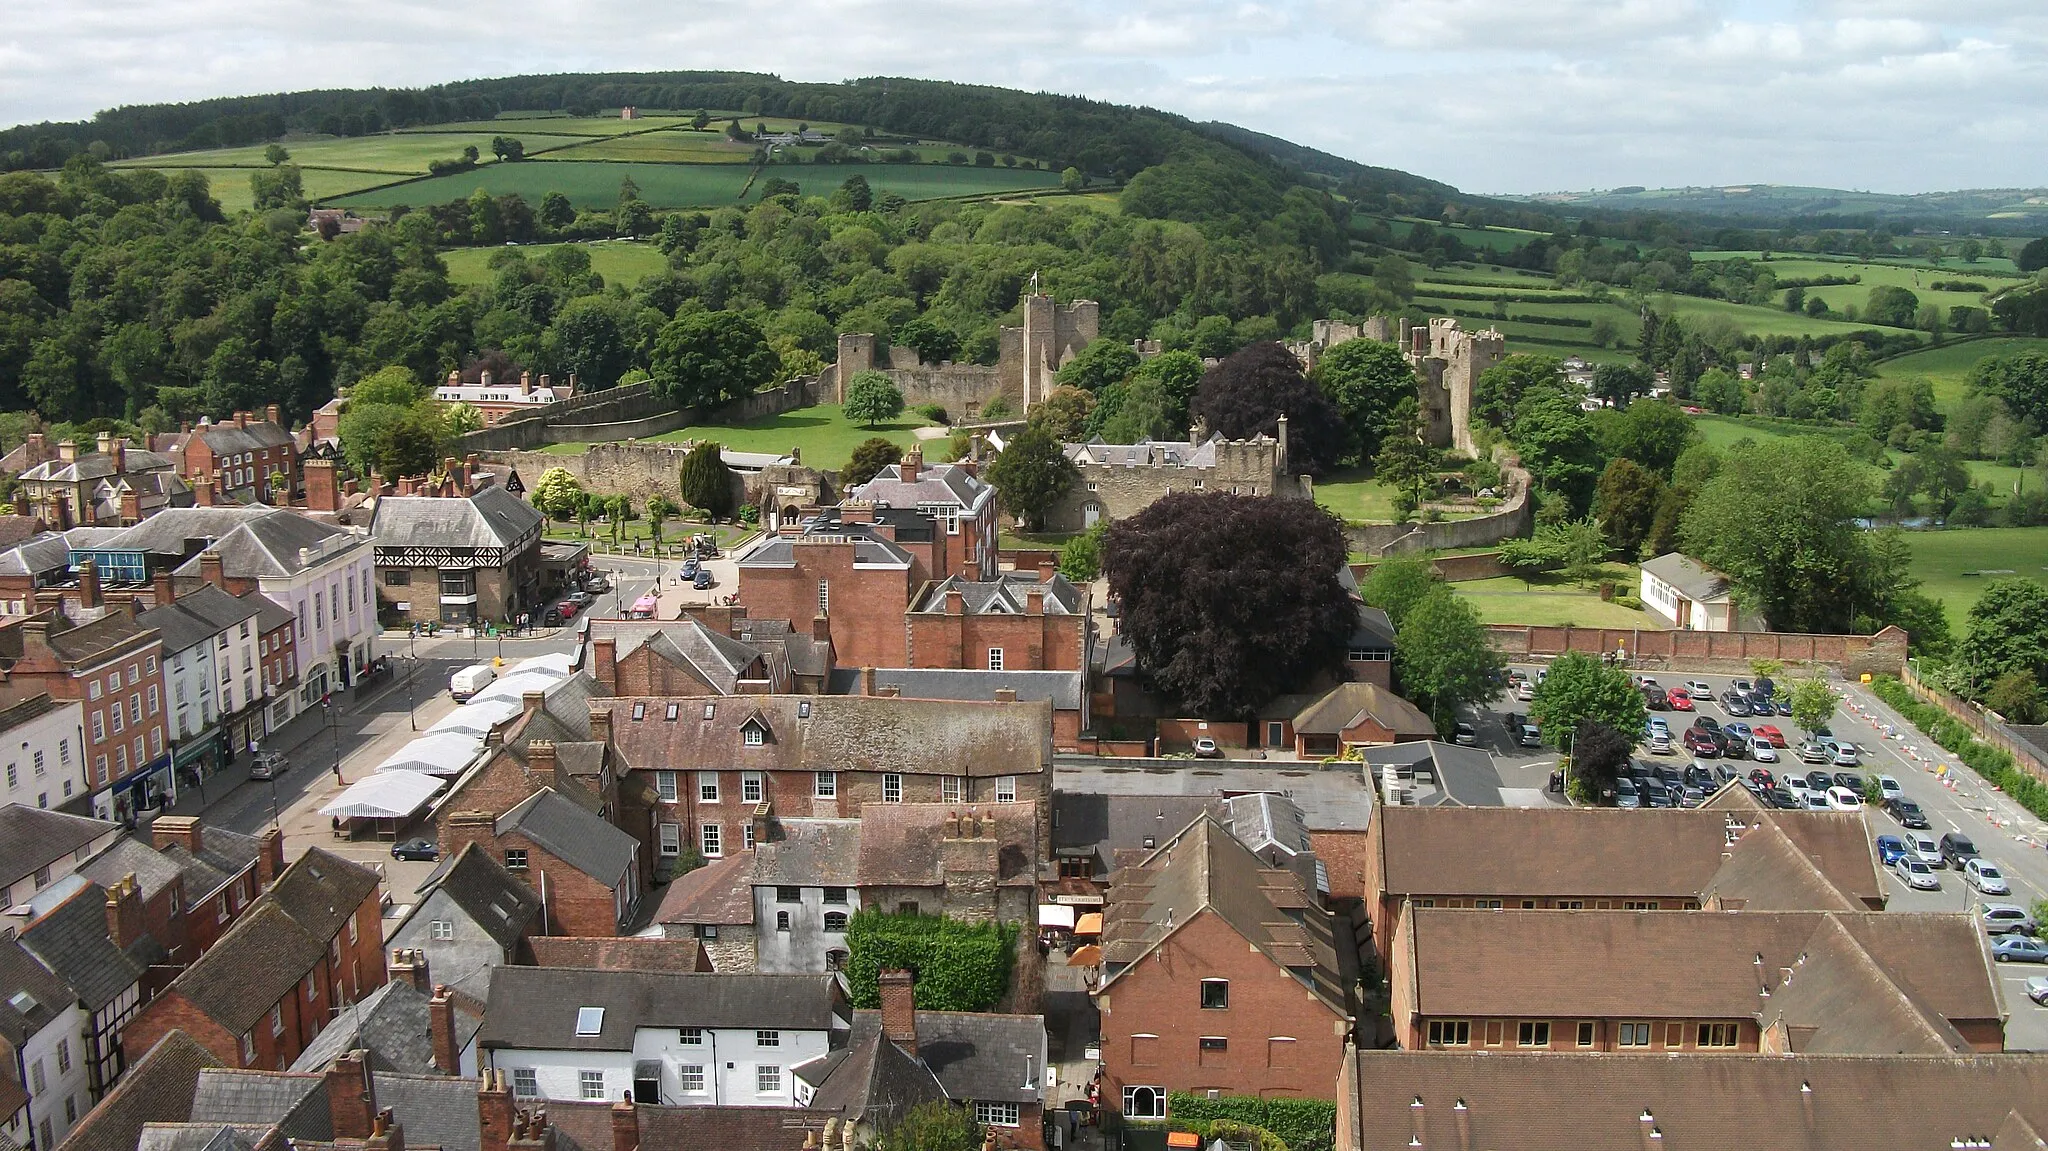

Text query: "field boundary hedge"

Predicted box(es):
[1871, 673, 2048, 820]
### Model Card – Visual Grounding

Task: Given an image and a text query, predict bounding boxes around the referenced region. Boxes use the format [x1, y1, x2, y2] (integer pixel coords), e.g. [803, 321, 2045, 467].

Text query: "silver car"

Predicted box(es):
[1964, 859, 2012, 897]
[1982, 904, 2038, 936]
[1892, 856, 1940, 891]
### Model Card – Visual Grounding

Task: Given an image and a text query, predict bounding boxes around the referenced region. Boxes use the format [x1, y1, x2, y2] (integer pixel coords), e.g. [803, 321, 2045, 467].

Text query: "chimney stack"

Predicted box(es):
[199, 551, 226, 590]
[811, 614, 830, 643]
[862, 666, 877, 696]
[77, 557, 102, 609]
[522, 690, 544, 715]
[429, 984, 460, 1076]
[97, 431, 113, 457]
[326, 1049, 378, 1139]
[899, 449, 922, 485]
[120, 487, 141, 525]
[878, 969, 918, 1054]
[57, 439, 78, 464]
[592, 638, 617, 690]
[152, 814, 203, 856]
[233, 411, 249, 430]
[390, 947, 432, 994]
[152, 570, 175, 607]
[478, 1069, 516, 1151]
[195, 473, 216, 506]
[266, 404, 281, 426]
[528, 740, 557, 782]
[258, 825, 285, 886]
[104, 873, 145, 950]
[610, 1099, 640, 1151]
[305, 458, 340, 512]
[588, 703, 612, 746]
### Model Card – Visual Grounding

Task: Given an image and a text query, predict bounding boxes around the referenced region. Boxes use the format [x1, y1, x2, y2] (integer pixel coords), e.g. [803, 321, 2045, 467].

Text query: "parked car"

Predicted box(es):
[1992, 936, 2048, 964]
[1519, 722, 1543, 748]
[1647, 717, 1671, 738]
[693, 570, 714, 590]
[1731, 679, 1754, 695]
[566, 590, 594, 607]
[1720, 692, 1753, 716]
[586, 576, 612, 594]
[542, 607, 565, 626]
[2028, 976, 2048, 1006]
[556, 600, 580, 619]
[249, 752, 288, 781]
[1892, 856, 1940, 891]
[1639, 779, 1672, 808]
[1515, 680, 1536, 701]
[1826, 786, 1864, 812]
[1748, 767, 1777, 789]
[1683, 729, 1721, 757]
[1773, 698, 1794, 716]
[1886, 799, 1931, 830]
[1982, 904, 2038, 936]
[1964, 859, 2012, 897]
[1940, 832, 1981, 870]
[1615, 777, 1641, 808]
[1667, 687, 1694, 711]
[1831, 742, 1861, 768]
[1684, 679, 1715, 697]
[1797, 739, 1833, 764]
[1647, 732, 1674, 755]
[1804, 792, 1832, 810]
[1453, 721, 1478, 746]
[1764, 788, 1800, 810]
[1678, 786, 1706, 808]
[1905, 833, 1943, 869]
[1832, 772, 1866, 795]
[1753, 724, 1788, 747]
[1682, 763, 1716, 792]
[1805, 770, 1835, 793]
[1874, 835, 1908, 866]
[1642, 684, 1669, 710]
[1750, 736, 1778, 762]
[1192, 737, 1222, 758]
[1877, 775, 1904, 802]
[1755, 676, 1776, 699]
[391, 839, 441, 862]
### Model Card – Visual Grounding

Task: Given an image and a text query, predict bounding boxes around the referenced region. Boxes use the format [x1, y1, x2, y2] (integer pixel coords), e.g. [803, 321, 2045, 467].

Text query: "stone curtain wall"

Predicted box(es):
[1487, 623, 1909, 676]
[1349, 551, 1509, 584]
[1343, 466, 1534, 556]
[456, 376, 816, 452]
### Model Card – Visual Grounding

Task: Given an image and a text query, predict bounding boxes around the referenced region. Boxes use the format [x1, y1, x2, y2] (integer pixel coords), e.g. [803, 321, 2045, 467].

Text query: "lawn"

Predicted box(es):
[332, 159, 1060, 210]
[1873, 336, 2048, 408]
[1315, 469, 1488, 524]
[1901, 527, 2048, 628]
[598, 403, 945, 467]
[441, 240, 669, 289]
[1451, 572, 1663, 629]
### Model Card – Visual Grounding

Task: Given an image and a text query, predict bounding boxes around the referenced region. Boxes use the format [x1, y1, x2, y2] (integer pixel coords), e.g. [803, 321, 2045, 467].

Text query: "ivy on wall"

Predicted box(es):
[844, 910, 1017, 1012]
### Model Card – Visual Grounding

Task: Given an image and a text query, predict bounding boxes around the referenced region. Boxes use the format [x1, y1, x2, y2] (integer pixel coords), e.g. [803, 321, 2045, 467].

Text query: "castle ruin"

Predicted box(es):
[830, 294, 1098, 417]
[1289, 315, 1502, 457]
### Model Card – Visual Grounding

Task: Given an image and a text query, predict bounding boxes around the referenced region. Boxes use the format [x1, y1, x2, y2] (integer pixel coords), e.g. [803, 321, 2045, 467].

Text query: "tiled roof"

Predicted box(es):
[262, 847, 380, 942]
[477, 968, 842, 1051]
[0, 933, 74, 1047]
[409, 841, 540, 951]
[1641, 552, 1735, 603]
[191, 421, 294, 455]
[55, 1030, 223, 1151]
[1055, 764, 1375, 832]
[584, 618, 772, 694]
[526, 937, 703, 973]
[370, 1072, 483, 1151]
[20, 447, 178, 483]
[860, 668, 1084, 711]
[188, 1069, 329, 1139]
[804, 1027, 945, 1127]
[43, 609, 158, 667]
[1290, 681, 1436, 738]
[77, 835, 188, 904]
[910, 572, 1082, 615]
[0, 805, 116, 890]
[653, 850, 756, 927]
[154, 825, 265, 905]
[544, 1102, 819, 1151]
[166, 511, 363, 580]
[288, 980, 480, 1078]
[1347, 1051, 2048, 1151]
[18, 881, 159, 1011]
[754, 820, 862, 887]
[369, 486, 542, 551]
[851, 804, 1036, 888]
[850, 1009, 1046, 1104]
[496, 788, 638, 885]
[850, 461, 992, 512]
[603, 694, 1049, 779]
[0, 693, 58, 735]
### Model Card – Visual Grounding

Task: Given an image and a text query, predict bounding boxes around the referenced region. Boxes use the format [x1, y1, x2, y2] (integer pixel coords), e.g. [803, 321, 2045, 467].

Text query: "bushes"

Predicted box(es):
[1164, 1094, 1337, 1151]
[1869, 676, 2048, 821]
[844, 911, 1016, 1012]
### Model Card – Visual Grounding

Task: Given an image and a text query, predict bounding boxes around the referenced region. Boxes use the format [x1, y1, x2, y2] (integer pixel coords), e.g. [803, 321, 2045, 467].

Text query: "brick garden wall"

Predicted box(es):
[1487, 624, 1909, 676]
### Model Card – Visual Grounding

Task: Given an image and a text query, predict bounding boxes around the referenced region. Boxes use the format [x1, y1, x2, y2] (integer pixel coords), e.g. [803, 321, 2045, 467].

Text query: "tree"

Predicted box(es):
[490, 136, 524, 161]
[1568, 721, 1632, 805]
[831, 174, 873, 213]
[1594, 457, 1665, 557]
[547, 296, 640, 393]
[1789, 677, 1836, 734]
[872, 1100, 981, 1151]
[1061, 166, 1084, 193]
[1967, 352, 2048, 430]
[677, 441, 736, 518]
[1191, 342, 1347, 477]
[249, 163, 304, 210]
[1590, 362, 1653, 409]
[844, 370, 906, 428]
[1358, 554, 1440, 630]
[1984, 671, 2044, 724]
[1395, 587, 1506, 732]
[1866, 285, 1921, 328]
[1511, 390, 1601, 513]
[1473, 354, 1568, 428]
[532, 467, 585, 519]
[1058, 520, 1108, 582]
[650, 311, 780, 410]
[1053, 339, 1140, 394]
[538, 191, 574, 232]
[842, 437, 903, 488]
[1102, 493, 1353, 715]
[1311, 337, 1418, 465]
[1678, 437, 1874, 632]
[1028, 386, 1094, 442]
[1958, 578, 2048, 693]
[263, 144, 290, 166]
[985, 425, 1077, 530]
[2018, 236, 2048, 274]
[893, 318, 959, 365]
[1593, 398, 1697, 475]
[1529, 652, 1644, 754]
[1371, 398, 1437, 519]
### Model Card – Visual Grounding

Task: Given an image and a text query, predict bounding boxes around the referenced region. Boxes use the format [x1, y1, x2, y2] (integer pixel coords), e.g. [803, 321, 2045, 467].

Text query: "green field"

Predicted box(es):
[545, 403, 945, 466]
[1451, 573, 1661, 628]
[441, 240, 669, 288]
[536, 132, 757, 164]
[1691, 414, 2034, 507]
[405, 116, 693, 136]
[334, 160, 1060, 210]
[1873, 336, 2048, 407]
[142, 166, 412, 215]
[113, 132, 592, 174]
[1900, 527, 2048, 626]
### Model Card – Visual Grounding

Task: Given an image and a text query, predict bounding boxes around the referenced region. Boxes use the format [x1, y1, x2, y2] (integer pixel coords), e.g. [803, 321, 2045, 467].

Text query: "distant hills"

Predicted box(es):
[1514, 184, 2048, 233]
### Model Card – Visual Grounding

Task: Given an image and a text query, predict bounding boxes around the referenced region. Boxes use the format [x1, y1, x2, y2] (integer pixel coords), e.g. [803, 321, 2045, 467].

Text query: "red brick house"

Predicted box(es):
[583, 617, 796, 696]
[904, 569, 1088, 673]
[76, 815, 283, 968]
[735, 504, 952, 669]
[848, 450, 998, 581]
[1094, 815, 1363, 1119]
[151, 409, 296, 508]
[1281, 682, 1435, 757]
[121, 847, 385, 1070]
[441, 782, 643, 938]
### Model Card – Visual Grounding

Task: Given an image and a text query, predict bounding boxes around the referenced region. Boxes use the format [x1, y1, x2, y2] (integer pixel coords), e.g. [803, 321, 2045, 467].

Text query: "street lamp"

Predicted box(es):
[324, 695, 344, 786]
[402, 654, 419, 732]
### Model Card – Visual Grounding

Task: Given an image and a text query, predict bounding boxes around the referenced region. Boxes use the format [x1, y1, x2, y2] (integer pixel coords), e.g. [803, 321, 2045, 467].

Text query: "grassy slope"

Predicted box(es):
[560, 403, 944, 466]
[1872, 336, 2048, 407]
[441, 240, 669, 289]
[334, 159, 1059, 210]
[1901, 527, 2048, 627]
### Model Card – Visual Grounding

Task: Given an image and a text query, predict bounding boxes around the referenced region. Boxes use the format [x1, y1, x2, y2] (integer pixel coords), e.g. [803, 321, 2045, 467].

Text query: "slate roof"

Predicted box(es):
[849, 1009, 1046, 1104]
[584, 618, 773, 694]
[0, 532, 77, 578]
[137, 585, 262, 656]
[55, 1030, 223, 1151]
[1641, 552, 1735, 603]
[76, 834, 189, 904]
[1349, 603, 1396, 649]
[732, 618, 832, 681]
[187, 1069, 329, 1140]
[1065, 436, 1231, 468]
[1049, 793, 1222, 869]
[167, 511, 364, 580]
[1220, 792, 1313, 858]
[802, 1027, 945, 1127]
[739, 525, 913, 569]
[526, 937, 704, 973]
[860, 668, 1084, 711]
[910, 572, 1082, 615]
[477, 967, 843, 1052]
[543, 1102, 818, 1151]
[496, 788, 638, 884]
[653, 849, 756, 927]
[189, 420, 294, 455]
[135, 1124, 263, 1151]
[0, 805, 117, 891]
[603, 694, 1049, 779]
[1347, 1051, 2048, 1151]
[153, 825, 266, 905]
[288, 980, 482, 1077]
[27, 609, 159, 668]
[852, 804, 1036, 888]
[369, 487, 542, 551]
[370, 1073, 483, 1151]
[408, 841, 540, 951]
[1290, 681, 1436, 739]
[1098, 815, 1356, 1018]
[19, 447, 179, 483]
[755, 820, 862, 887]
[0, 933, 74, 1047]
[18, 881, 161, 1011]
[850, 460, 992, 512]
[262, 847, 380, 942]
[1362, 740, 1505, 807]
[0, 693, 58, 737]
[1054, 764, 1376, 832]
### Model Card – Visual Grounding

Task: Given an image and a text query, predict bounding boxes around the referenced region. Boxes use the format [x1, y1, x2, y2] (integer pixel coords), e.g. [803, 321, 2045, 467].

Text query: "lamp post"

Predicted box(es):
[402, 654, 419, 732]
[324, 694, 344, 786]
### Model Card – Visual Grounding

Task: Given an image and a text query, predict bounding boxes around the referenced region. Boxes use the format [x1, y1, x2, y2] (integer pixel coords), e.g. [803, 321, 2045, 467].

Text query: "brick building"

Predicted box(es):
[853, 668, 1087, 751]
[848, 452, 997, 581]
[121, 848, 385, 1070]
[1389, 907, 2003, 1056]
[735, 504, 951, 670]
[0, 600, 172, 823]
[6, 434, 192, 529]
[858, 975, 1048, 1149]
[75, 816, 282, 967]
[13, 876, 163, 1108]
[904, 569, 1087, 673]
[1274, 681, 1436, 757]
[601, 694, 1052, 875]
[441, 783, 642, 939]
[649, 850, 757, 970]
[151, 409, 296, 507]
[1094, 815, 1364, 1120]
[583, 618, 795, 696]
[369, 483, 544, 626]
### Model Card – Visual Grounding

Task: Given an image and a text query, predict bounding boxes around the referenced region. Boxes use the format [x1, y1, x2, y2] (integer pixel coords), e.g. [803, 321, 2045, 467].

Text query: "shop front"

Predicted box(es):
[95, 752, 177, 826]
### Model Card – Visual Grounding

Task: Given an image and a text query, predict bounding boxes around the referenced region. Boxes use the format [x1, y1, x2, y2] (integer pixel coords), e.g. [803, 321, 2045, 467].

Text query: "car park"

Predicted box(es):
[1832, 771, 1866, 795]
[1993, 937, 2048, 964]
[1721, 692, 1752, 716]
[1885, 798, 1931, 830]
[1750, 736, 1778, 762]
[1877, 775, 1903, 801]
[1831, 742, 1860, 768]
[1615, 777, 1640, 808]
[1683, 679, 1713, 697]
[1748, 767, 1777, 788]
[1683, 729, 1721, 757]
[1906, 833, 1943, 869]
[1667, 687, 1694, 711]
[1642, 683, 1669, 710]
[1892, 856, 1940, 891]
[1647, 732, 1673, 755]
[1940, 832, 1981, 870]
[1826, 786, 1863, 812]
[1753, 724, 1787, 747]
[391, 839, 441, 862]
[1798, 739, 1833, 764]
[1964, 859, 2012, 897]
[1874, 835, 1907, 866]
[1982, 904, 2037, 936]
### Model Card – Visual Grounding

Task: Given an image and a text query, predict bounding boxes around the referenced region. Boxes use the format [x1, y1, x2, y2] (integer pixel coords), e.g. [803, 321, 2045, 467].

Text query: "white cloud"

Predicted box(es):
[1, 0, 2041, 194]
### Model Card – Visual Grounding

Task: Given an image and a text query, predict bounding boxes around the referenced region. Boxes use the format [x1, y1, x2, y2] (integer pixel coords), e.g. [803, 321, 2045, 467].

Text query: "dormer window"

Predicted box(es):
[576, 1007, 604, 1035]
[744, 728, 764, 747]
[740, 715, 770, 746]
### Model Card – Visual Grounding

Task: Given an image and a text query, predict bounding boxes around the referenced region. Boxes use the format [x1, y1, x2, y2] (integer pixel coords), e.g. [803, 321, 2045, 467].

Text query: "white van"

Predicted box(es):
[450, 663, 497, 702]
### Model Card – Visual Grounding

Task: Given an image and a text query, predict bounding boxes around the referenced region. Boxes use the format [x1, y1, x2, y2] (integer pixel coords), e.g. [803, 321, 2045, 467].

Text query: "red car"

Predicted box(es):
[556, 601, 580, 618]
[1752, 724, 1787, 747]
[1667, 687, 1694, 711]
[1683, 728, 1722, 758]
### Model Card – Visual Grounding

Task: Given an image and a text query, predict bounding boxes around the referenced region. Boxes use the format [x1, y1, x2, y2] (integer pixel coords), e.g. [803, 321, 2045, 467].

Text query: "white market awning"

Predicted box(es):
[428, 696, 522, 736]
[322, 771, 443, 820]
[1037, 904, 1077, 930]
[376, 732, 486, 777]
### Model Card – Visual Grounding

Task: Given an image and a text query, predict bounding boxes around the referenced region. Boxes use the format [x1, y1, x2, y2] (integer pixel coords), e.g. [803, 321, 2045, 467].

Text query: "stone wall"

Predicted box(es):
[456, 377, 815, 452]
[831, 294, 1097, 416]
[1343, 467, 1533, 556]
[484, 441, 825, 510]
[1486, 623, 1909, 675]
[1043, 430, 1307, 533]
[1350, 551, 1508, 584]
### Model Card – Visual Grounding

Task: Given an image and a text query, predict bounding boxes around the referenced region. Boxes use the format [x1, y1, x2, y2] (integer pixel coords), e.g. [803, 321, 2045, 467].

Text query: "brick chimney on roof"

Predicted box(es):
[592, 638, 616, 691]
[152, 815, 202, 855]
[233, 411, 249, 430]
[899, 449, 922, 485]
[266, 404, 281, 426]
[305, 458, 340, 513]
[390, 947, 432, 994]
[104, 873, 145, 950]
[429, 984, 460, 1076]
[588, 703, 612, 746]
[610, 1099, 639, 1151]
[327, 1049, 378, 1139]
[152, 570, 175, 607]
[478, 1070, 516, 1151]
[77, 558, 102, 609]
[878, 969, 917, 1054]
[199, 551, 226, 590]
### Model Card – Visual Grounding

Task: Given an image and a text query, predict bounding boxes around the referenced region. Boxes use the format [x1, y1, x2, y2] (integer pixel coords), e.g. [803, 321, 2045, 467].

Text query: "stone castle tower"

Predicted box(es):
[1408, 317, 1503, 456]
[1013, 294, 1098, 412]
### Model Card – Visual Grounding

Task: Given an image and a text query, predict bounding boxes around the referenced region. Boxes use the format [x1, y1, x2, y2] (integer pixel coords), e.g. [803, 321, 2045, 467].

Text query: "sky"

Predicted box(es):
[2, 0, 2042, 195]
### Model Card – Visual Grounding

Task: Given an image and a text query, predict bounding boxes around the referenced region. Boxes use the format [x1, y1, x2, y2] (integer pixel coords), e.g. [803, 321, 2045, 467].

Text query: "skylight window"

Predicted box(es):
[576, 1007, 604, 1035]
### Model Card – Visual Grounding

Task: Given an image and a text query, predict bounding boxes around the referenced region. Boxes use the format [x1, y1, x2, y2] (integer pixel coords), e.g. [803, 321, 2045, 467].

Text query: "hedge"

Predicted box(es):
[1868, 675, 2048, 821]
[844, 910, 1016, 1012]
[1165, 1094, 1337, 1151]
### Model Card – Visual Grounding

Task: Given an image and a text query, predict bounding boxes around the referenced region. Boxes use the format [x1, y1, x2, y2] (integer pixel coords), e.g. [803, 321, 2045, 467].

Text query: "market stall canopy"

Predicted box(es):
[1074, 912, 1104, 937]
[375, 732, 485, 777]
[1039, 904, 1077, 930]
[322, 771, 443, 820]
[428, 695, 522, 737]
[1067, 943, 1102, 967]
